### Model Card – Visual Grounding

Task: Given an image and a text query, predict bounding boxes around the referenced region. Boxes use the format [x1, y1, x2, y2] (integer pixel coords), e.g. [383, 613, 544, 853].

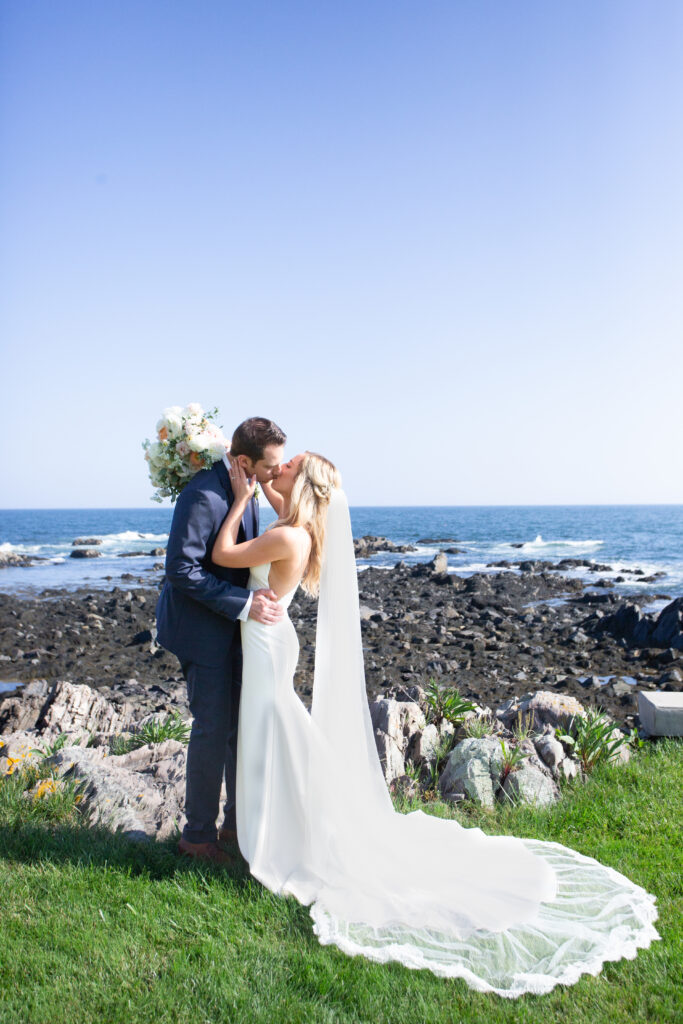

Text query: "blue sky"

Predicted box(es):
[2, 0, 682, 507]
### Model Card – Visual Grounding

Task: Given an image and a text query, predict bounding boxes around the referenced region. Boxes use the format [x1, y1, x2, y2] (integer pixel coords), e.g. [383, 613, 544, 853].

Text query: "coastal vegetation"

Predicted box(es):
[1, 737, 680, 1024]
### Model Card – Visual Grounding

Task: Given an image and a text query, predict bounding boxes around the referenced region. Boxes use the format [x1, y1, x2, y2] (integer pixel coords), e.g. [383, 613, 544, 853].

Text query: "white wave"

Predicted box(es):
[0, 541, 50, 555]
[517, 535, 604, 551]
[411, 545, 441, 557]
[99, 530, 169, 543]
[451, 562, 516, 574]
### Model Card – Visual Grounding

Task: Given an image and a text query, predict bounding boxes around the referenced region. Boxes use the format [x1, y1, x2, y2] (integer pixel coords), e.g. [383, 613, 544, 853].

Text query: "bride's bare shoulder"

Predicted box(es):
[271, 524, 311, 557]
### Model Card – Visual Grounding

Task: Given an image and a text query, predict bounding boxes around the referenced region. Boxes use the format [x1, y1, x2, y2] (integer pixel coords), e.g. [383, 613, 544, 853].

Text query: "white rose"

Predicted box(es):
[146, 441, 165, 462]
[186, 430, 213, 453]
[208, 440, 227, 462]
[161, 409, 184, 438]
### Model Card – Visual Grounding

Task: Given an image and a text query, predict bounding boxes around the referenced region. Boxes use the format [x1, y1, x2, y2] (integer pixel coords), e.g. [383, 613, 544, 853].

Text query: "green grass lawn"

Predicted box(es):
[1, 739, 681, 1024]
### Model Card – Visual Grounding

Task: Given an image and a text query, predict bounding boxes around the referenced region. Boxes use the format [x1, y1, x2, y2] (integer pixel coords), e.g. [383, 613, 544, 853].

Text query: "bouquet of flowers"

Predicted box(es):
[143, 403, 229, 502]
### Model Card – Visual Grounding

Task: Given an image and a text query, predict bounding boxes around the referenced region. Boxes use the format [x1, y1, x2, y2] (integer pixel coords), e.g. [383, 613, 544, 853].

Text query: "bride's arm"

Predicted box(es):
[212, 462, 292, 568]
[259, 479, 285, 516]
[213, 518, 292, 568]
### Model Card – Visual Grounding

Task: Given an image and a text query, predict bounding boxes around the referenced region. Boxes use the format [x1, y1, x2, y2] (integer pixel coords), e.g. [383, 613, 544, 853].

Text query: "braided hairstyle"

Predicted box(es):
[277, 452, 342, 595]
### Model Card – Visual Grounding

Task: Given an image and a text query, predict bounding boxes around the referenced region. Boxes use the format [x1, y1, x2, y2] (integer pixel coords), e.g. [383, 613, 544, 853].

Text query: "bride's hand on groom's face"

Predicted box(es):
[228, 458, 256, 503]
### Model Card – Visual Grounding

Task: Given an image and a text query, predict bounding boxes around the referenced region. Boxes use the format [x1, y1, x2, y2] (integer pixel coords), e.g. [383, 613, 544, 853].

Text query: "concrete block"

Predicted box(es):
[638, 691, 683, 737]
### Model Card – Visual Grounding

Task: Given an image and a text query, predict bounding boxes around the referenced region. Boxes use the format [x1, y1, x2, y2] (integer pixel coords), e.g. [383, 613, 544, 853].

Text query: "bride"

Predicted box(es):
[211, 452, 659, 998]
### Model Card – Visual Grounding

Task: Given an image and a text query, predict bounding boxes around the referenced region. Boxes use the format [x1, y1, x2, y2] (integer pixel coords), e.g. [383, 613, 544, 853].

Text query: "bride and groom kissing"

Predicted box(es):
[155, 416, 659, 997]
[157, 416, 335, 864]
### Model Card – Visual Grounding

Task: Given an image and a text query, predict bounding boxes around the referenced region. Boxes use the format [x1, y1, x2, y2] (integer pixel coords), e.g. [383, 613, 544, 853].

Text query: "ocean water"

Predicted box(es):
[0, 506, 681, 603]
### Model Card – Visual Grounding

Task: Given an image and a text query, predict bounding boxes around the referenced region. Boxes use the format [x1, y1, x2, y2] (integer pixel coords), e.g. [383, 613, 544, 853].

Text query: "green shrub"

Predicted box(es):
[424, 679, 476, 727]
[556, 707, 627, 773]
[110, 711, 191, 755]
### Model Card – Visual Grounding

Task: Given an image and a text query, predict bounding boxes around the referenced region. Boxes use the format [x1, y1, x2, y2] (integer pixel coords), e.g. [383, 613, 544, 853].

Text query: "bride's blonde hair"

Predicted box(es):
[278, 452, 342, 595]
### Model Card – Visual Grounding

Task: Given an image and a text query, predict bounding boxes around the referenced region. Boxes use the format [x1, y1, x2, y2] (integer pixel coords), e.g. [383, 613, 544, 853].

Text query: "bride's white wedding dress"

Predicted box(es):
[235, 492, 659, 998]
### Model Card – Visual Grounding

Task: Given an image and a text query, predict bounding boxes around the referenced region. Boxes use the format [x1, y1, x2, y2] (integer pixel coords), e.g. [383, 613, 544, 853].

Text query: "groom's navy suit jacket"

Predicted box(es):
[156, 459, 259, 667]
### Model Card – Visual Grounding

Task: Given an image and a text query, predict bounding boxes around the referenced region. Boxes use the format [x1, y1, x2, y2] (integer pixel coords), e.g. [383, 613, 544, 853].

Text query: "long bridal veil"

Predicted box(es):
[299, 489, 659, 997]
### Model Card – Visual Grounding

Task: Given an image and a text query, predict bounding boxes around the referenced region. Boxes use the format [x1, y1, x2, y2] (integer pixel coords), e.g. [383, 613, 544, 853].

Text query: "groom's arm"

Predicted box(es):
[165, 488, 250, 621]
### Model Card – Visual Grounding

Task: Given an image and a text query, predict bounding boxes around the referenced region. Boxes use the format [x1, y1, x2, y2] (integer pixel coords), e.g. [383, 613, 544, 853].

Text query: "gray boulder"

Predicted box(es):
[0, 728, 46, 773]
[0, 680, 132, 741]
[558, 757, 579, 780]
[407, 722, 440, 764]
[534, 733, 565, 770]
[497, 691, 587, 732]
[500, 764, 558, 806]
[439, 737, 503, 809]
[373, 730, 405, 784]
[40, 681, 133, 739]
[370, 698, 426, 783]
[47, 739, 186, 841]
[0, 680, 51, 734]
[72, 537, 103, 546]
[431, 552, 448, 575]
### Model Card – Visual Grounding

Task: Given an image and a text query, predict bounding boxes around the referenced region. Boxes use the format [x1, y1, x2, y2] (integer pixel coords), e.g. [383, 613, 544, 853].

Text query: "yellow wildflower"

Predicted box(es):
[33, 778, 58, 800]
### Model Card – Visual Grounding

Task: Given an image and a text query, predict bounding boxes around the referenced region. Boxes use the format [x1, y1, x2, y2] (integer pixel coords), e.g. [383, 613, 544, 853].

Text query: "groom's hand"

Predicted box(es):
[249, 588, 284, 624]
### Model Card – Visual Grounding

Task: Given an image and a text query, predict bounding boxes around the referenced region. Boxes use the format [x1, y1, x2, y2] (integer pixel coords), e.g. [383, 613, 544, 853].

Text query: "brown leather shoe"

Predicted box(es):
[218, 826, 238, 848]
[177, 837, 235, 865]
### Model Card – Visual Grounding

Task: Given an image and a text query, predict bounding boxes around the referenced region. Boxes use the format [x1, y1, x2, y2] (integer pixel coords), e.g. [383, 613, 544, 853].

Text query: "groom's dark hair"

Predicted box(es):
[231, 417, 286, 462]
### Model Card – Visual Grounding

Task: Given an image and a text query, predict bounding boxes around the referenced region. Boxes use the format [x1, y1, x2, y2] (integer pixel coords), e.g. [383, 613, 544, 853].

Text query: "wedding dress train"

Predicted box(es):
[235, 493, 659, 998]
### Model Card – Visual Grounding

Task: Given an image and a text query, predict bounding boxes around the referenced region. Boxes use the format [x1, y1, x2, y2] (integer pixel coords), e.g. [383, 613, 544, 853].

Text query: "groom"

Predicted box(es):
[156, 416, 286, 864]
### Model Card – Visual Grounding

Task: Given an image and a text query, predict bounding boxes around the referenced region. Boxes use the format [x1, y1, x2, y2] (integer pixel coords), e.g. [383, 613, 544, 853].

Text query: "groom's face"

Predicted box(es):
[238, 444, 284, 484]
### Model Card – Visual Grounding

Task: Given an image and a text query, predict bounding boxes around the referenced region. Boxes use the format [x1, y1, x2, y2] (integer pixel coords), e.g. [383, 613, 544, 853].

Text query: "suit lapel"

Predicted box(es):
[217, 458, 248, 540]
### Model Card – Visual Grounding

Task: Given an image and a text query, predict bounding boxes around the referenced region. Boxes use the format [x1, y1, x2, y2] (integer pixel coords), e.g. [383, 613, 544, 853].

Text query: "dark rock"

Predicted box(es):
[72, 537, 103, 546]
[0, 551, 41, 568]
[354, 536, 416, 557]
[595, 603, 652, 647]
[651, 597, 683, 650]
[657, 648, 680, 665]
[70, 549, 102, 559]
[129, 629, 155, 646]
[0, 554, 676, 730]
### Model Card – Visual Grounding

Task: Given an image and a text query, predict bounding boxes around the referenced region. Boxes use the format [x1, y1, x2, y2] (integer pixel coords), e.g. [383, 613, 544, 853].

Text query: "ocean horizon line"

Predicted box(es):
[1, 503, 682, 513]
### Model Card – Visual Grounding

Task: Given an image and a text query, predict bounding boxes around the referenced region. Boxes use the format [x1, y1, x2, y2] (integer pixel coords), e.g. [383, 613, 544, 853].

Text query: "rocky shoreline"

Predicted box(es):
[0, 679, 631, 839]
[0, 544, 681, 730]
[2, 544, 681, 842]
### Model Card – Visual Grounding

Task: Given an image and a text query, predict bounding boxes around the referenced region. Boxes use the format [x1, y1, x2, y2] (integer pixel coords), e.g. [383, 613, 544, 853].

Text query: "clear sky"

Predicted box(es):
[2, 0, 682, 508]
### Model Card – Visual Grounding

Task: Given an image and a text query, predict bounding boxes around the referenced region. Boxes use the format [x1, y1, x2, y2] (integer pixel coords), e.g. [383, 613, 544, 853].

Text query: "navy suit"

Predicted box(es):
[156, 458, 259, 842]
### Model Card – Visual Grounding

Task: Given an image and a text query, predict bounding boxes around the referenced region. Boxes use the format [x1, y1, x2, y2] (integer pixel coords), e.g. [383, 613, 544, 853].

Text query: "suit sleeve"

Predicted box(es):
[164, 488, 250, 621]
